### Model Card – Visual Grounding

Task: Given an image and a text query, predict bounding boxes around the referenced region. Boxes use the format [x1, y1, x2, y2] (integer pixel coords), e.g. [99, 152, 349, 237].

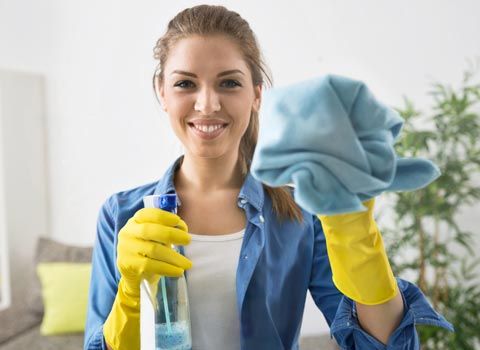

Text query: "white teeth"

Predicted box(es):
[193, 124, 223, 133]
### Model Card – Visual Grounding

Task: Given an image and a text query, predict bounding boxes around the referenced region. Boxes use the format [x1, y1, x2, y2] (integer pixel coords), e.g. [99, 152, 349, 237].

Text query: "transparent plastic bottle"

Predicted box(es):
[142, 194, 192, 350]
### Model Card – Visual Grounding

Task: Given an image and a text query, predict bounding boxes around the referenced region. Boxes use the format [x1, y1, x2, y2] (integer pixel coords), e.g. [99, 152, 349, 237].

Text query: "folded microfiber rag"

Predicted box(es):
[250, 74, 441, 215]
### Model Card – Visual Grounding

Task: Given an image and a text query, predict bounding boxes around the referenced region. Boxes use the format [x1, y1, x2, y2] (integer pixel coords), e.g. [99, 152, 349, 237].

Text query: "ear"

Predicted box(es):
[155, 77, 167, 111]
[252, 84, 262, 113]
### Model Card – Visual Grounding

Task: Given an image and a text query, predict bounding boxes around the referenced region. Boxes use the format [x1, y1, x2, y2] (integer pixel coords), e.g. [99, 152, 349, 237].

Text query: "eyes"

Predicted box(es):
[174, 79, 242, 89]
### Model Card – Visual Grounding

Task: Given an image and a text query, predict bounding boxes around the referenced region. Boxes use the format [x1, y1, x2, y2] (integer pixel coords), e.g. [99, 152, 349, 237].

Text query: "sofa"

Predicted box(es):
[0, 237, 339, 350]
[0, 237, 90, 349]
[0, 304, 84, 349]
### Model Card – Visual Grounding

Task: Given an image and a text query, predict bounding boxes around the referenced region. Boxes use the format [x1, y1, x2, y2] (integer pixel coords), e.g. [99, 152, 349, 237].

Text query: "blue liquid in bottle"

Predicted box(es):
[145, 194, 192, 350]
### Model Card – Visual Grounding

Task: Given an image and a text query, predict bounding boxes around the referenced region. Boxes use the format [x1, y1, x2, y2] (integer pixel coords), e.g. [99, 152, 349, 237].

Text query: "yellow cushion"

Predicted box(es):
[36, 262, 92, 335]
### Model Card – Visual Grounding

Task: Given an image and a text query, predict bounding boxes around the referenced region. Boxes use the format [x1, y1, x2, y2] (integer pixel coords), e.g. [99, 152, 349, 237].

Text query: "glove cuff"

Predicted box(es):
[329, 232, 399, 305]
[317, 198, 399, 305]
[103, 279, 141, 350]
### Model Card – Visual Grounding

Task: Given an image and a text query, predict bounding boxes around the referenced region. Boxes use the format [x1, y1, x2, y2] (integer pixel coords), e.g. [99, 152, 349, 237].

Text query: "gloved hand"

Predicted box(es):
[317, 197, 398, 305]
[103, 208, 193, 350]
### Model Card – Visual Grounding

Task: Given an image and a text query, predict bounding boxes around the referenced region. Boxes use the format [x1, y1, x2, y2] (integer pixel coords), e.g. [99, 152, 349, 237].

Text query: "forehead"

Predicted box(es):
[164, 35, 249, 75]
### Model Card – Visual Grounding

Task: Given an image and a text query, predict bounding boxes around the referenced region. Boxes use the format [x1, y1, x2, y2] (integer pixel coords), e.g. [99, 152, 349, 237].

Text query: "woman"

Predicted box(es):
[84, 5, 453, 350]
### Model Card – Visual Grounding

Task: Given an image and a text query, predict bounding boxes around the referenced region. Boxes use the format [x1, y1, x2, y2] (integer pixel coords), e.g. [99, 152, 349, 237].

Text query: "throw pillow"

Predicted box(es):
[36, 262, 92, 335]
[28, 237, 92, 315]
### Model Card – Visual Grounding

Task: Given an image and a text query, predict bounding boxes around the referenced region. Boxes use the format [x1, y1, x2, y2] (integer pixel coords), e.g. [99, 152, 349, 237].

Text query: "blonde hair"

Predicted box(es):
[152, 4, 304, 224]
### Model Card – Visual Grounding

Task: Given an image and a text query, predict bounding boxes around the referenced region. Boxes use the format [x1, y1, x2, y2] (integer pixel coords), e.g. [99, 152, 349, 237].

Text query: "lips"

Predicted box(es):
[188, 122, 228, 140]
[187, 118, 229, 127]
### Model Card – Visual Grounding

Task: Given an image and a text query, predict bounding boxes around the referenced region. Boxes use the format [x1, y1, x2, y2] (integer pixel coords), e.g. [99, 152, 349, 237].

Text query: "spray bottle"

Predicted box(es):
[141, 194, 192, 350]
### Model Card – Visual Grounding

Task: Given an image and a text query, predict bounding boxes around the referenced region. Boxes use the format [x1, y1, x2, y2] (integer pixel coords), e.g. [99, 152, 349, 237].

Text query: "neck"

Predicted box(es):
[175, 151, 245, 193]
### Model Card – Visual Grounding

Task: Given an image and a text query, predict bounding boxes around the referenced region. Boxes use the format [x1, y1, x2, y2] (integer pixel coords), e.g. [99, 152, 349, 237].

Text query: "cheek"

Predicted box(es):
[163, 86, 190, 109]
[166, 113, 185, 139]
[238, 111, 251, 132]
[224, 91, 252, 117]
[231, 100, 253, 131]
[166, 93, 192, 115]
[166, 99, 188, 129]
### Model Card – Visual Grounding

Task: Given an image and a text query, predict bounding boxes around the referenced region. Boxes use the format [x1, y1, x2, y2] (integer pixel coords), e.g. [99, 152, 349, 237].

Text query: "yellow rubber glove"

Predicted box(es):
[103, 208, 193, 350]
[317, 197, 398, 305]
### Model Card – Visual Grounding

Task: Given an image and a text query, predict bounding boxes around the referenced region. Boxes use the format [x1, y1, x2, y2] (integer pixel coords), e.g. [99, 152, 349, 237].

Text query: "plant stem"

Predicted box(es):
[433, 216, 440, 308]
[415, 192, 427, 293]
[417, 215, 427, 293]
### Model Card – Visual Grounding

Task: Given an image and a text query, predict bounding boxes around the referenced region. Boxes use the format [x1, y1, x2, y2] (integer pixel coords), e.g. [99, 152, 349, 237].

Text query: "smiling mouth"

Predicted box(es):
[187, 122, 229, 140]
[188, 122, 228, 128]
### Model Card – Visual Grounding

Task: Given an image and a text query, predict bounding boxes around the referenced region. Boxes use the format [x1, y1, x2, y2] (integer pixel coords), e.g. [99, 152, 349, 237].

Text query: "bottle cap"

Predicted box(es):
[154, 194, 177, 212]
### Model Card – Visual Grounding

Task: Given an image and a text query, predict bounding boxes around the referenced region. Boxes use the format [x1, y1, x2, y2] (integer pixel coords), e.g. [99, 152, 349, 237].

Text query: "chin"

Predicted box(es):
[188, 148, 225, 159]
[187, 146, 236, 160]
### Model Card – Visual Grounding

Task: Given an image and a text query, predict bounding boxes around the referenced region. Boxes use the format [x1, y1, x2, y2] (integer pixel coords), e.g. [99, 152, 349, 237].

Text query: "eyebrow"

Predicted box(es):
[170, 69, 245, 78]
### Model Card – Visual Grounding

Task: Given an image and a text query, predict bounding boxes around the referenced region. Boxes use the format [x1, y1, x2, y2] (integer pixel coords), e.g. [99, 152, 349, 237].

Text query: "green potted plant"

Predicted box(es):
[380, 60, 480, 350]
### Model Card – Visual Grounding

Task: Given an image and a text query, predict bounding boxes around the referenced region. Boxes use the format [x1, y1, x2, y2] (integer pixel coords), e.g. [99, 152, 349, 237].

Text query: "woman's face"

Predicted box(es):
[157, 34, 262, 159]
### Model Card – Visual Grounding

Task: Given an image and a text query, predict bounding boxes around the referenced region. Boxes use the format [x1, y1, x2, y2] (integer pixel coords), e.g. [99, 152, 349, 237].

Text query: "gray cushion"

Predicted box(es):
[28, 237, 93, 315]
[0, 324, 84, 350]
[0, 304, 41, 345]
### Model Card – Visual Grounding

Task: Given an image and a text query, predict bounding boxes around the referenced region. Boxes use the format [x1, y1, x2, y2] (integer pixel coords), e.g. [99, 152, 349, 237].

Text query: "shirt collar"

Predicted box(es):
[153, 154, 264, 212]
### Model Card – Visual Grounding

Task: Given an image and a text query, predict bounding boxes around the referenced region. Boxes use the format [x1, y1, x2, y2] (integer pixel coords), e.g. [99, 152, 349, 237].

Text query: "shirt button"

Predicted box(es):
[243, 254, 248, 260]
[259, 215, 264, 223]
[240, 198, 247, 205]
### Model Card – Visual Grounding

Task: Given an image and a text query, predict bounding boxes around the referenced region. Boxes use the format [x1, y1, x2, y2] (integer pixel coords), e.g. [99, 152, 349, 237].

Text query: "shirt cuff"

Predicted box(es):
[329, 277, 454, 349]
[84, 324, 108, 350]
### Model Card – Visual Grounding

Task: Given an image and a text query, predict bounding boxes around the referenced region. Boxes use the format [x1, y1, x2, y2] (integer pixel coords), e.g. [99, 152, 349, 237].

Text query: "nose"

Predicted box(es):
[194, 87, 221, 114]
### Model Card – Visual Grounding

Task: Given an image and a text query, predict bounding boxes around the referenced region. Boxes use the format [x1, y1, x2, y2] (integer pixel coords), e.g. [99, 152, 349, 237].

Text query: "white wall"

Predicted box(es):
[1, 0, 479, 336]
[0, 70, 49, 305]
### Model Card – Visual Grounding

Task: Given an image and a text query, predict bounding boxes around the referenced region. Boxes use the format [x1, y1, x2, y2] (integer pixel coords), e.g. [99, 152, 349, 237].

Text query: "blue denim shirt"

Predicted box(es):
[84, 155, 454, 350]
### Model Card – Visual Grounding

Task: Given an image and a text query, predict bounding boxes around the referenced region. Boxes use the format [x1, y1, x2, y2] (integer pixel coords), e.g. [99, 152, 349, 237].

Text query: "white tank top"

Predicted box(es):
[183, 228, 245, 350]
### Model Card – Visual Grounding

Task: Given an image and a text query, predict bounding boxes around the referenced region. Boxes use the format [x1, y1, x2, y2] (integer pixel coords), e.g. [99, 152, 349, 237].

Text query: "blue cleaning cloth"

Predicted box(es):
[250, 74, 441, 215]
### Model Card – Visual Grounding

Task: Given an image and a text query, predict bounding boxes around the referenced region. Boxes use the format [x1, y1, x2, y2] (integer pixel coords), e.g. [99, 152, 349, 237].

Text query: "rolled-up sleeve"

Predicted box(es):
[309, 215, 454, 349]
[84, 197, 119, 350]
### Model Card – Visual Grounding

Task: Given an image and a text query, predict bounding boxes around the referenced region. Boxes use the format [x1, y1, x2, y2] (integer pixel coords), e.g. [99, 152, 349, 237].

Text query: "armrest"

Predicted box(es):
[0, 303, 42, 345]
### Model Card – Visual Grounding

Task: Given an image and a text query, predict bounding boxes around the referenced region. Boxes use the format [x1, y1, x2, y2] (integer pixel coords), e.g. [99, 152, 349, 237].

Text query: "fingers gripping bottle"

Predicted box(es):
[141, 194, 192, 350]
